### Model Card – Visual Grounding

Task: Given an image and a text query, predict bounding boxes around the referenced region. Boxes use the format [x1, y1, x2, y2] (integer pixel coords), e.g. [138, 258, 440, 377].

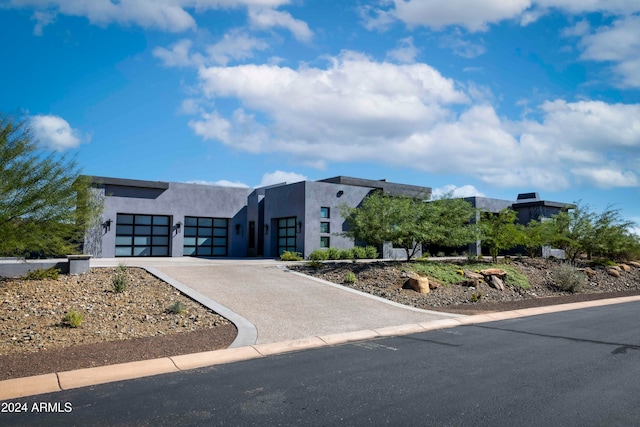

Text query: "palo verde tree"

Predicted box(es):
[479, 208, 523, 262]
[0, 113, 92, 258]
[340, 191, 476, 261]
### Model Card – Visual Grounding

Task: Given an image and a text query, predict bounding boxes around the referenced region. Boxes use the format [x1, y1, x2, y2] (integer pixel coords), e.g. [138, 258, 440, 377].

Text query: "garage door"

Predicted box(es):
[115, 214, 171, 257]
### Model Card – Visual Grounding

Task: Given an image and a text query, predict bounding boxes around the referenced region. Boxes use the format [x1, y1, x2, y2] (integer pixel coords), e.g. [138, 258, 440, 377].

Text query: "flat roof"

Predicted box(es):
[318, 176, 431, 198]
[85, 175, 170, 190]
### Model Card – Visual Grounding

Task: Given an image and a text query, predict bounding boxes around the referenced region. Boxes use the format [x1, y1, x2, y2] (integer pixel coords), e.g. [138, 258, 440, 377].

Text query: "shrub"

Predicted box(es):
[309, 249, 329, 261]
[326, 247, 341, 260]
[365, 246, 379, 259]
[436, 251, 446, 257]
[307, 260, 323, 269]
[551, 264, 586, 293]
[339, 249, 354, 260]
[23, 267, 60, 280]
[62, 310, 83, 328]
[167, 300, 186, 314]
[590, 258, 617, 267]
[343, 271, 357, 284]
[280, 251, 303, 261]
[352, 246, 367, 259]
[112, 267, 128, 293]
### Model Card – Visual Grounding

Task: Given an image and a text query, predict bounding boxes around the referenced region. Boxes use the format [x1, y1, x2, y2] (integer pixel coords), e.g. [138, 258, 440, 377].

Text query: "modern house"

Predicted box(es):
[83, 175, 572, 259]
[83, 175, 431, 259]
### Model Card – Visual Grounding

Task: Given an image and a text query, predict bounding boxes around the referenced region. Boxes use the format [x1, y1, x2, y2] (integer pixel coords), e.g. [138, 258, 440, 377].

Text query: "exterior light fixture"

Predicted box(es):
[337, 190, 344, 197]
[235, 224, 241, 235]
[176, 221, 182, 232]
[264, 224, 269, 235]
[103, 219, 112, 232]
[297, 221, 302, 233]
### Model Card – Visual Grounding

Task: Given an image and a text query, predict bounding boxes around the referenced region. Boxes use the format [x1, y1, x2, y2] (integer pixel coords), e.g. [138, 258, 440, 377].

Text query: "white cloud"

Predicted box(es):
[153, 39, 200, 68]
[432, 185, 485, 198]
[248, 7, 313, 42]
[571, 168, 638, 188]
[386, 37, 419, 63]
[257, 170, 306, 187]
[10, 0, 293, 33]
[438, 31, 486, 58]
[188, 111, 232, 143]
[186, 179, 250, 188]
[206, 29, 270, 65]
[30, 114, 82, 150]
[577, 15, 640, 87]
[31, 10, 55, 36]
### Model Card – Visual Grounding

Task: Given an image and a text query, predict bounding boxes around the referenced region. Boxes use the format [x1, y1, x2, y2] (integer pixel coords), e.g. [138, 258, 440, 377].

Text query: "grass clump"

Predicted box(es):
[167, 300, 187, 314]
[62, 310, 84, 328]
[343, 271, 357, 284]
[280, 251, 303, 261]
[551, 263, 585, 293]
[112, 265, 128, 293]
[23, 267, 60, 280]
[307, 260, 323, 269]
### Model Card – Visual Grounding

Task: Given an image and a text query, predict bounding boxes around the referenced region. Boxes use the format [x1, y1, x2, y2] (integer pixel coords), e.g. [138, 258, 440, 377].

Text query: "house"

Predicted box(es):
[83, 175, 431, 259]
[83, 175, 572, 259]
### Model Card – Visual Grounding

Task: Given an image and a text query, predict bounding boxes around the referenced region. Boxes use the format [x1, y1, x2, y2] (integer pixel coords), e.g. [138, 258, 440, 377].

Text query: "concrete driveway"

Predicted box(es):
[91, 258, 460, 345]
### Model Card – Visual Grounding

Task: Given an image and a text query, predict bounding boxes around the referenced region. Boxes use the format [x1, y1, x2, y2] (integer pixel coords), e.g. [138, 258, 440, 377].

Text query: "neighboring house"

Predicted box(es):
[83, 175, 431, 259]
[83, 175, 572, 259]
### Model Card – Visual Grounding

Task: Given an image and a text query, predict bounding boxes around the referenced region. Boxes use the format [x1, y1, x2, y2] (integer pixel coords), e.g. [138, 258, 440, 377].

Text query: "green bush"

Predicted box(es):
[365, 246, 379, 259]
[326, 247, 341, 260]
[307, 260, 324, 269]
[590, 258, 617, 267]
[309, 249, 329, 261]
[339, 249, 354, 259]
[436, 251, 446, 257]
[112, 267, 128, 293]
[352, 246, 367, 259]
[167, 300, 187, 314]
[551, 264, 586, 293]
[62, 310, 83, 328]
[409, 261, 531, 289]
[280, 250, 303, 261]
[23, 267, 60, 280]
[343, 271, 357, 284]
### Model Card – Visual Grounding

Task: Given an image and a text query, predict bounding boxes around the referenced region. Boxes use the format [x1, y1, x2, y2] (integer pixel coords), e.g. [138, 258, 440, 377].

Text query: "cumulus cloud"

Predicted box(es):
[432, 185, 485, 198]
[185, 52, 640, 191]
[9, 0, 295, 33]
[30, 114, 82, 151]
[386, 37, 419, 63]
[257, 170, 307, 187]
[206, 29, 270, 65]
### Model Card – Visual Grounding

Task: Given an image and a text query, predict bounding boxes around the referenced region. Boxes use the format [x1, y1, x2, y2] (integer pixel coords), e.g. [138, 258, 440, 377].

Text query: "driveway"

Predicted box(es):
[91, 258, 460, 344]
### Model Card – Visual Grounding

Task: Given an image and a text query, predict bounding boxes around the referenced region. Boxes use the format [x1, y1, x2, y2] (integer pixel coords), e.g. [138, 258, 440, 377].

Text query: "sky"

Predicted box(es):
[1, 0, 639, 232]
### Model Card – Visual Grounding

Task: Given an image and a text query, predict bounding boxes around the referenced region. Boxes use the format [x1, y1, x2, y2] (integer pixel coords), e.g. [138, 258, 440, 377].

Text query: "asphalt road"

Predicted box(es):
[3, 301, 640, 426]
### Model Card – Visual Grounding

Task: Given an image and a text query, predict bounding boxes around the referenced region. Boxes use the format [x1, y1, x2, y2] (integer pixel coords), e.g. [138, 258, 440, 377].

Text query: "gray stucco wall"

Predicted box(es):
[95, 181, 250, 258]
[263, 182, 306, 257]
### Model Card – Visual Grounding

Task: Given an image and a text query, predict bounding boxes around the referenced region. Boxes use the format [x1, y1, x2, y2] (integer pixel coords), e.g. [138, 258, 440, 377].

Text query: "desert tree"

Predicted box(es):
[479, 208, 524, 262]
[0, 113, 92, 257]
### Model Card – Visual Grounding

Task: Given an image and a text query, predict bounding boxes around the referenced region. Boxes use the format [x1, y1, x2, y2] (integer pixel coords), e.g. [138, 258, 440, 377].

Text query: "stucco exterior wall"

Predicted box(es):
[96, 181, 250, 257]
[262, 182, 306, 258]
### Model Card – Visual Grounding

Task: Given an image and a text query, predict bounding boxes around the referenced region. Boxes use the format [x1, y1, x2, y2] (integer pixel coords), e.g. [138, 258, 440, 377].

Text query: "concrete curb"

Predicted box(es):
[3, 294, 640, 401]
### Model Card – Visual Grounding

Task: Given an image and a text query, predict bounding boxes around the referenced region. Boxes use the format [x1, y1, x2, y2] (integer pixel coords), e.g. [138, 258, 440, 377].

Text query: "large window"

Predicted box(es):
[320, 207, 330, 218]
[277, 217, 297, 255]
[320, 222, 330, 233]
[115, 214, 170, 257]
[183, 216, 228, 257]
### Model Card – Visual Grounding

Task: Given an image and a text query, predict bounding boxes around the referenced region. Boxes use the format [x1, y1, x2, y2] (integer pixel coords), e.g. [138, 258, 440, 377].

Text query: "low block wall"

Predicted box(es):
[0, 256, 91, 278]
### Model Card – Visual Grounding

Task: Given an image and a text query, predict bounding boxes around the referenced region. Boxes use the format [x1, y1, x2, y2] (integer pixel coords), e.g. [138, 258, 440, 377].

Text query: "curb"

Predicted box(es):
[3, 294, 640, 401]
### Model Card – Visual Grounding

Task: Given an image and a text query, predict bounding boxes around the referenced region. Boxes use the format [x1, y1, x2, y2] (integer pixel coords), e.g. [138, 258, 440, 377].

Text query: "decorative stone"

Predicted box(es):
[607, 268, 621, 278]
[489, 275, 505, 291]
[480, 268, 507, 278]
[583, 267, 597, 278]
[406, 276, 430, 293]
[628, 261, 640, 268]
[619, 264, 631, 272]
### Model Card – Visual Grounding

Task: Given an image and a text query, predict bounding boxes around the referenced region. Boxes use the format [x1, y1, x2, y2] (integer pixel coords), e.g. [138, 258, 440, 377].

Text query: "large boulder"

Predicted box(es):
[628, 261, 640, 268]
[406, 275, 430, 294]
[619, 264, 631, 272]
[463, 270, 484, 287]
[480, 268, 507, 278]
[489, 275, 505, 291]
[583, 267, 597, 278]
[607, 268, 621, 278]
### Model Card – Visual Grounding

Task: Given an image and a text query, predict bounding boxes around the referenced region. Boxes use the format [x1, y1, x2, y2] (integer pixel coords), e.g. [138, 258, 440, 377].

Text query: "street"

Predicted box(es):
[3, 301, 640, 426]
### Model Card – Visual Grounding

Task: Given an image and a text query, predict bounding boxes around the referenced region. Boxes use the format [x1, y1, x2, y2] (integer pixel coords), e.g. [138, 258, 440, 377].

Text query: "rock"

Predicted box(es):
[464, 270, 484, 280]
[619, 264, 631, 272]
[628, 261, 640, 268]
[489, 275, 505, 291]
[607, 268, 621, 278]
[480, 268, 507, 278]
[405, 276, 430, 294]
[583, 267, 597, 278]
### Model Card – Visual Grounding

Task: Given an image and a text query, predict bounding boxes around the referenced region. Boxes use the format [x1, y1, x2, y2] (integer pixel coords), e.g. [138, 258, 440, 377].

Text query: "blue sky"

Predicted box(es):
[1, 0, 639, 231]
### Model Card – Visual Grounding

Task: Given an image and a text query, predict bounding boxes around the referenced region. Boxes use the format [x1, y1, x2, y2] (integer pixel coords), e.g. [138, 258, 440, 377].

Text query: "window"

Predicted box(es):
[115, 214, 170, 257]
[320, 236, 330, 248]
[183, 216, 228, 257]
[277, 217, 297, 255]
[320, 207, 330, 218]
[320, 222, 330, 233]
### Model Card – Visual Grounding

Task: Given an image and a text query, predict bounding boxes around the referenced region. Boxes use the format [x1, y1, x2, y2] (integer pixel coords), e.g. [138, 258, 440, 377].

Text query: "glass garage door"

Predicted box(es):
[115, 214, 171, 257]
[277, 217, 297, 256]
[183, 216, 228, 257]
